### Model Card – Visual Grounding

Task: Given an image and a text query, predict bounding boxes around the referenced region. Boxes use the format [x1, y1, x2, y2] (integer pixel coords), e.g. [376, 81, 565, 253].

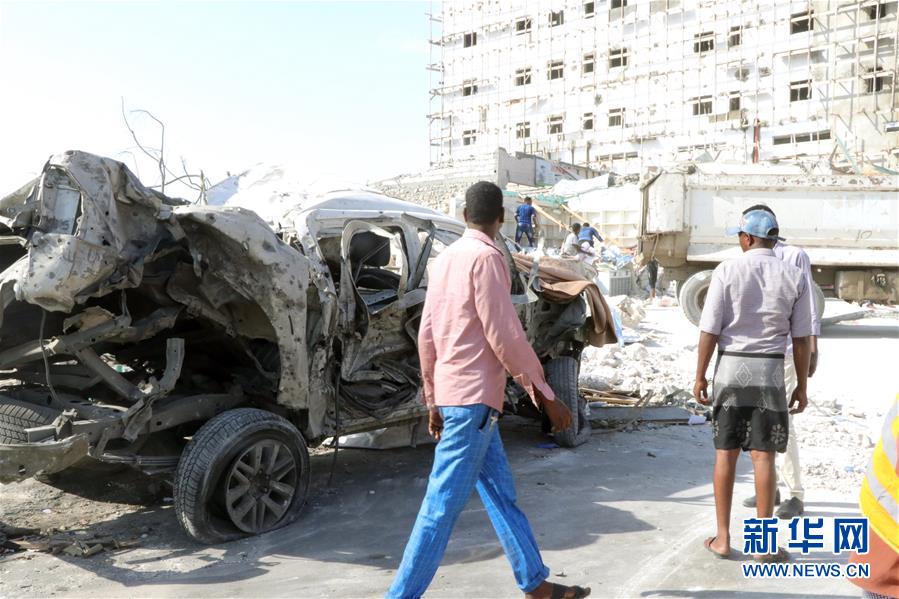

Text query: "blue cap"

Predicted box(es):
[725, 209, 785, 241]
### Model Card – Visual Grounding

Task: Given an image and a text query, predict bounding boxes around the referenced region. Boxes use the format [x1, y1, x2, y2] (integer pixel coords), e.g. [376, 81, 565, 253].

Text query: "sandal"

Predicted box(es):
[550, 583, 591, 599]
[704, 536, 731, 559]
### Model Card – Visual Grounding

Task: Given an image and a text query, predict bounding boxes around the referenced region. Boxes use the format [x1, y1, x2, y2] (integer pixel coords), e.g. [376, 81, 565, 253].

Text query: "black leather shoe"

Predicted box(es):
[776, 497, 804, 519]
[742, 489, 781, 508]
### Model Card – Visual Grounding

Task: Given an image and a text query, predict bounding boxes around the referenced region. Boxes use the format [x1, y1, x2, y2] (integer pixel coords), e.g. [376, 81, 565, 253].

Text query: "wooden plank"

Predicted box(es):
[532, 204, 568, 231]
[588, 405, 692, 423]
[587, 397, 639, 406]
[558, 203, 588, 224]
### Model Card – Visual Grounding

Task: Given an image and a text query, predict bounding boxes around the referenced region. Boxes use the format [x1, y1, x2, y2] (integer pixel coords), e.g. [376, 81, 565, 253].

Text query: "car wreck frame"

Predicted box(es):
[0, 151, 601, 542]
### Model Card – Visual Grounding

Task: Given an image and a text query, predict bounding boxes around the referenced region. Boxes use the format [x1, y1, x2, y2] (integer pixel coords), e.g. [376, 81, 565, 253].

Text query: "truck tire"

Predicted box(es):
[545, 357, 591, 448]
[813, 282, 825, 322]
[680, 270, 714, 327]
[175, 408, 310, 544]
[0, 397, 59, 443]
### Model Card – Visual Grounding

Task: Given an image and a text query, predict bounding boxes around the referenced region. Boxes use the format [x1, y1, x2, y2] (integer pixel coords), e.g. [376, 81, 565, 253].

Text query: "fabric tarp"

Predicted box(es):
[512, 254, 617, 347]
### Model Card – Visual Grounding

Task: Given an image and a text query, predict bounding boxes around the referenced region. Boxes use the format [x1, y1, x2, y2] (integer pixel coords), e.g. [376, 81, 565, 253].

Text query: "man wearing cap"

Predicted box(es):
[693, 209, 814, 562]
[739, 204, 821, 521]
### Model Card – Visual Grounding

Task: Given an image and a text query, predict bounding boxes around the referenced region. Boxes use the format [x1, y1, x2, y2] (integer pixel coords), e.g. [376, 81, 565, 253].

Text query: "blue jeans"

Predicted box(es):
[515, 223, 535, 246]
[387, 404, 549, 598]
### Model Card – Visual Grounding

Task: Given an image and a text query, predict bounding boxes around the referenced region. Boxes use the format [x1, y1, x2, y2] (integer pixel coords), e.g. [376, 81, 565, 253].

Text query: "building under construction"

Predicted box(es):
[427, 0, 899, 174]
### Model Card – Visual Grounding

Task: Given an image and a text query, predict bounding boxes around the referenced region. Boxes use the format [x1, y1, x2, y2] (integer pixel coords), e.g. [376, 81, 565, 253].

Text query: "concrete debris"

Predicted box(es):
[607, 296, 646, 329]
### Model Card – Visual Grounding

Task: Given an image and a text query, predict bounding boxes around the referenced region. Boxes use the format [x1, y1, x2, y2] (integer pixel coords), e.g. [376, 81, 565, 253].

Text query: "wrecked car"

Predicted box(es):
[0, 151, 610, 543]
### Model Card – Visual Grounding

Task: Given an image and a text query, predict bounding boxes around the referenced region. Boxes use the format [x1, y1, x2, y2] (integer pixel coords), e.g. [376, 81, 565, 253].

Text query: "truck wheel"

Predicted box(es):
[813, 282, 825, 322]
[545, 357, 591, 448]
[680, 270, 714, 327]
[0, 397, 59, 443]
[174, 408, 310, 544]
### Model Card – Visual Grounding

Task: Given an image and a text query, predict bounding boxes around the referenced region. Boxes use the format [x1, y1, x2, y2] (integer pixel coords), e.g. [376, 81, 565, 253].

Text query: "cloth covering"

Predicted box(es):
[512, 254, 617, 348]
[711, 352, 789, 453]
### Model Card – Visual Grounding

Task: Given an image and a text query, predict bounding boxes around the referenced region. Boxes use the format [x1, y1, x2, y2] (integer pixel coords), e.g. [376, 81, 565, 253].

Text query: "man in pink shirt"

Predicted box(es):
[387, 182, 590, 599]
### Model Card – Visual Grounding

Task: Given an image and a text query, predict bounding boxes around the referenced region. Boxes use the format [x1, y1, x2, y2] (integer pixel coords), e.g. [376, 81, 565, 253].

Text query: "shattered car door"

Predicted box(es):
[336, 220, 426, 418]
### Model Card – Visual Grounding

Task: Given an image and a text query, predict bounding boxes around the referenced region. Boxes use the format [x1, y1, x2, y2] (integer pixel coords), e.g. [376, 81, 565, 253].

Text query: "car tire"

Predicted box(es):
[545, 357, 591, 448]
[680, 270, 714, 327]
[174, 408, 310, 544]
[0, 397, 59, 443]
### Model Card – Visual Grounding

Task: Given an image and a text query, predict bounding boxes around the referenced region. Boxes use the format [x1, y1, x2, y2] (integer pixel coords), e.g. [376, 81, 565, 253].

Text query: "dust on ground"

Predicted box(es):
[0, 304, 895, 598]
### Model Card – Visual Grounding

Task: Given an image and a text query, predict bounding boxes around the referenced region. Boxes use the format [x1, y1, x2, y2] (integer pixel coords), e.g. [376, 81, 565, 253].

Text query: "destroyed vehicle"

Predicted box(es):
[0, 151, 607, 543]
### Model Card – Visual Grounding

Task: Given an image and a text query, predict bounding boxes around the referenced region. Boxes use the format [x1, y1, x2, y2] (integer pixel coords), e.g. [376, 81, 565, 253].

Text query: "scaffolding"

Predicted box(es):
[427, 0, 899, 174]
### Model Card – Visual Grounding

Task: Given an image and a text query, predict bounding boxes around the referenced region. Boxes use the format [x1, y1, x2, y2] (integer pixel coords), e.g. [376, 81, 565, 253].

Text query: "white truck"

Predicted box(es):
[639, 166, 899, 325]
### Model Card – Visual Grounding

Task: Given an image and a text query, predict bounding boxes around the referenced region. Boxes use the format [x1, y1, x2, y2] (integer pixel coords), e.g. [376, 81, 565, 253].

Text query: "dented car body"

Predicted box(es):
[0, 151, 597, 542]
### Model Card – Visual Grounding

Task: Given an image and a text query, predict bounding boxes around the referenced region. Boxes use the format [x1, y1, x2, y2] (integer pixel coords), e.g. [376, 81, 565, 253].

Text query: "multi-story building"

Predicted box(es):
[428, 0, 899, 173]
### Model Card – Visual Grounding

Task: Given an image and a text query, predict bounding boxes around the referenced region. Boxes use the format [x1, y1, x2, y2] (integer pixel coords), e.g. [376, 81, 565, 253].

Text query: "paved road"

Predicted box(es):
[1, 306, 893, 598]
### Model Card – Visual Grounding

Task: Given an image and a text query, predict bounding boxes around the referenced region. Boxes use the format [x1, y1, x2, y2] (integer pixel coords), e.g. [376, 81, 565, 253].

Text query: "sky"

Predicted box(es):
[0, 0, 431, 197]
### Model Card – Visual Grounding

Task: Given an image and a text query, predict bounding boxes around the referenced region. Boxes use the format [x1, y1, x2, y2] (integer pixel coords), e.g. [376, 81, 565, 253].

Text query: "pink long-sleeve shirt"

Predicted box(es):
[417, 228, 557, 411]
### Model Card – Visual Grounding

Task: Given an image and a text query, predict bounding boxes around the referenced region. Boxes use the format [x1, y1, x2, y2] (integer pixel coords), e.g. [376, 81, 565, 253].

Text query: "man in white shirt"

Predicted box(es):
[738, 204, 820, 520]
[694, 209, 813, 562]
[561, 223, 583, 257]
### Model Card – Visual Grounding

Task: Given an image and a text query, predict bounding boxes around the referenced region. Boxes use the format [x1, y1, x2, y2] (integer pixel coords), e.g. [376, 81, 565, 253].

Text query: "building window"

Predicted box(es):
[691, 96, 713, 115]
[728, 25, 742, 47]
[611, 0, 627, 8]
[790, 80, 811, 101]
[463, 32, 477, 47]
[515, 68, 532, 86]
[515, 17, 532, 34]
[462, 80, 478, 96]
[548, 115, 564, 134]
[865, 67, 893, 93]
[773, 130, 831, 145]
[583, 112, 594, 130]
[867, 3, 887, 19]
[608, 108, 625, 127]
[583, 53, 595, 74]
[548, 60, 564, 80]
[694, 32, 715, 53]
[609, 48, 629, 68]
[462, 130, 477, 145]
[549, 10, 564, 26]
[791, 11, 813, 34]
[584, 2, 595, 17]
[729, 92, 741, 112]
[516, 122, 531, 139]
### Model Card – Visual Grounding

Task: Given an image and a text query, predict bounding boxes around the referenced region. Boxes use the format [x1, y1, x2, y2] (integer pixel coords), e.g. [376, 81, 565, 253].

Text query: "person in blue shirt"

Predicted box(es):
[577, 222, 604, 247]
[514, 197, 539, 247]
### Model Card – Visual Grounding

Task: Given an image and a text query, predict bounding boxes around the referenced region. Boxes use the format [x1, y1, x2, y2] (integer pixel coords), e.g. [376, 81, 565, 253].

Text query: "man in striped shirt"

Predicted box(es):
[694, 208, 814, 562]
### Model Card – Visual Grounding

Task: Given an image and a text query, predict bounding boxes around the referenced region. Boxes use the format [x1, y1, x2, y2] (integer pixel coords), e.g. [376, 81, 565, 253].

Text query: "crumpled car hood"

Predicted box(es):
[1, 150, 185, 313]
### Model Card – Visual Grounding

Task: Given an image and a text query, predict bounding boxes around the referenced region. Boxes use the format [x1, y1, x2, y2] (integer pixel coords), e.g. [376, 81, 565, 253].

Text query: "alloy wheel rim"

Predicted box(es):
[224, 439, 298, 533]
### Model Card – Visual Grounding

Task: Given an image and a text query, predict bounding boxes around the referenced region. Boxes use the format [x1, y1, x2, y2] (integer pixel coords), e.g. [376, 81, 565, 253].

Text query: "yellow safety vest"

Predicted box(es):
[860, 396, 899, 552]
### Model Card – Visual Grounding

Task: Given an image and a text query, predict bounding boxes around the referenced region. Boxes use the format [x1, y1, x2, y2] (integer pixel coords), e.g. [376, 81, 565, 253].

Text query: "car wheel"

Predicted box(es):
[0, 397, 59, 443]
[545, 357, 591, 448]
[680, 270, 714, 327]
[174, 408, 310, 544]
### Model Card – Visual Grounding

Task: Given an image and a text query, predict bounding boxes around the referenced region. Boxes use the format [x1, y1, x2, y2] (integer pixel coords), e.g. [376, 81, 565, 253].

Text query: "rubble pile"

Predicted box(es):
[580, 342, 695, 407]
[372, 177, 476, 213]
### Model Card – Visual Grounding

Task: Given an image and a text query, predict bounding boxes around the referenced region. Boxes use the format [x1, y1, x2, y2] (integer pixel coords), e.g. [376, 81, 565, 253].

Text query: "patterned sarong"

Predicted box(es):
[711, 351, 789, 453]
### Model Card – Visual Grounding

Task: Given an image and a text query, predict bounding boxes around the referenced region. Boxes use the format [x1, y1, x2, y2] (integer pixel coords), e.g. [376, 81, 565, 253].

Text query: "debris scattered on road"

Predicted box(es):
[589, 405, 693, 425]
[0, 523, 140, 558]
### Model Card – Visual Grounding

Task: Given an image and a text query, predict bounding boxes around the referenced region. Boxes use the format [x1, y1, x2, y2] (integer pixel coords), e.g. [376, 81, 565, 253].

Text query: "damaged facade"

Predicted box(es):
[429, 1, 899, 173]
[0, 151, 611, 543]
